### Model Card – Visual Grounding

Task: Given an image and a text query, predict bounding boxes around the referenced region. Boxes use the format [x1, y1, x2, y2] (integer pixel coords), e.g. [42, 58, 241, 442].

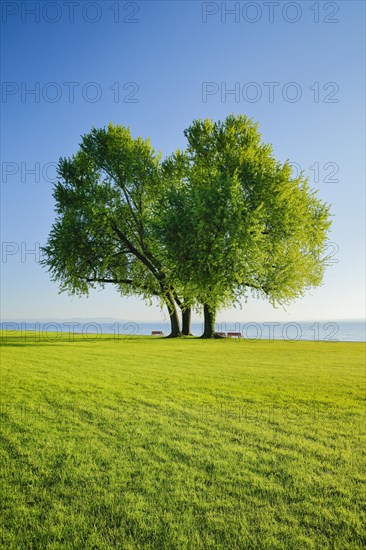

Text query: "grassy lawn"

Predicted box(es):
[0, 332, 365, 549]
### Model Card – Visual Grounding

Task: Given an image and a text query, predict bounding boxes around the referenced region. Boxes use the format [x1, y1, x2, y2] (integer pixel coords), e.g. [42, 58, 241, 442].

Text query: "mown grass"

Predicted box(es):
[0, 332, 365, 549]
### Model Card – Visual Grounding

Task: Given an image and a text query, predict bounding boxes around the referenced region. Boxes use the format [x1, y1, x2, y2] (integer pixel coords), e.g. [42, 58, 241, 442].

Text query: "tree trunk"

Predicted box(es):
[181, 306, 192, 336]
[200, 304, 218, 338]
[164, 291, 182, 338]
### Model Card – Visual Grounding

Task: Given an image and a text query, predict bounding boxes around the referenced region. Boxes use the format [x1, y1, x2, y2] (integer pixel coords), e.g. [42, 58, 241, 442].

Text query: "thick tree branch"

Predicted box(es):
[83, 276, 161, 296]
[110, 221, 161, 279]
[173, 292, 183, 308]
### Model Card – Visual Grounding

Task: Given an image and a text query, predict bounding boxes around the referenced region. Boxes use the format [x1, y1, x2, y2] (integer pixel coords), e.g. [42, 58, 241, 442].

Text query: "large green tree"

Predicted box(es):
[43, 117, 331, 338]
[157, 115, 332, 337]
[42, 124, 185, 337]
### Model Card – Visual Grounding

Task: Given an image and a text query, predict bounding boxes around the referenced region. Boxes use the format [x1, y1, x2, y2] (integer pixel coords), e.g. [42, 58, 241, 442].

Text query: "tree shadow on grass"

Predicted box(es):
[0, 334, 224, 347]
[0, 336, 145, 347]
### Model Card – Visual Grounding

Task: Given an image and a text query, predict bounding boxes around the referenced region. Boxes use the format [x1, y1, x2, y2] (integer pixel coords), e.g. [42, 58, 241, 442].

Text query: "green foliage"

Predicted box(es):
[42, 124, 165, 304]
[157, 115, 331, 311]
[42, 116, 331, 322]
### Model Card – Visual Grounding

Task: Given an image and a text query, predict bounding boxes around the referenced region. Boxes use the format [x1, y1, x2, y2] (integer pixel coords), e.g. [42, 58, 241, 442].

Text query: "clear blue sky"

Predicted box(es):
[1, 1, 365, 322]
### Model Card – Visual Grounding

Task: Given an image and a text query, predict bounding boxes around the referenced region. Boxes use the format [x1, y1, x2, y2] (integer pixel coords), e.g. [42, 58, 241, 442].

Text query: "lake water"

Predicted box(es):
[1, 320, 365, 342]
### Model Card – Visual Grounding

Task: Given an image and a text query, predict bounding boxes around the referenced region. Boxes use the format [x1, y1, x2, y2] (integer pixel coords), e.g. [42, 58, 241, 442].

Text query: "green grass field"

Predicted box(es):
[1, 332, 365, 549]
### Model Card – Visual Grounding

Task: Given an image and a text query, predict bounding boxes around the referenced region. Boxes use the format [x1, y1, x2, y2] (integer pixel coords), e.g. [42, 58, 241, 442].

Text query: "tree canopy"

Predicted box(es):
[156, 115, 331, 335]
[42, 116, 331, 337]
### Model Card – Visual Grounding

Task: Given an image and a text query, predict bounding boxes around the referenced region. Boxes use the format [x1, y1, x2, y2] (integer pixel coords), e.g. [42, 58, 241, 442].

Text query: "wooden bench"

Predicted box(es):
[216, 332, 227, 338]
[151, 331, 164, 336]
[227, 331, 242, 338]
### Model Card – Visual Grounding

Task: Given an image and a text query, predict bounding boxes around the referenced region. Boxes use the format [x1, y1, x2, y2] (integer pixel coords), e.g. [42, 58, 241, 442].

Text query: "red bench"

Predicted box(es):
[151, 331, 164, 336]
[227, 331, 242, 338]
[216, 332, 227, 338]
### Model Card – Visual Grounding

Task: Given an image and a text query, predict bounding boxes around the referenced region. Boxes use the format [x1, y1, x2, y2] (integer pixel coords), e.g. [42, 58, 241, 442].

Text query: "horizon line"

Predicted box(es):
[1, 317, 365, 323]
